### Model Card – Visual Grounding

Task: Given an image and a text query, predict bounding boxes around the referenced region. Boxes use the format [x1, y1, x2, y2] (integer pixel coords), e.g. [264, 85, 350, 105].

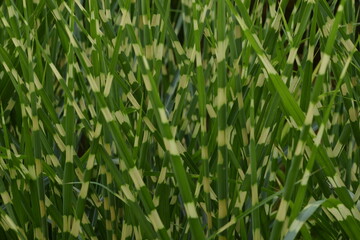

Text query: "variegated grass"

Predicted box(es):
[0, 0, 359, 239]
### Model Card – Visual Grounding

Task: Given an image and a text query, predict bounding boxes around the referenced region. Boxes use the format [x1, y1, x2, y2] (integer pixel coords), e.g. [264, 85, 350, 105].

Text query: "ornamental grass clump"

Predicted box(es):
[0, 0, 359, 239]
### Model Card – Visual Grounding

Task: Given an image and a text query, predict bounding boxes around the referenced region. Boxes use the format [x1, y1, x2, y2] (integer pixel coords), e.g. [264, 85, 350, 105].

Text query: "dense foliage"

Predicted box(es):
[0, 0, 359, 239]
